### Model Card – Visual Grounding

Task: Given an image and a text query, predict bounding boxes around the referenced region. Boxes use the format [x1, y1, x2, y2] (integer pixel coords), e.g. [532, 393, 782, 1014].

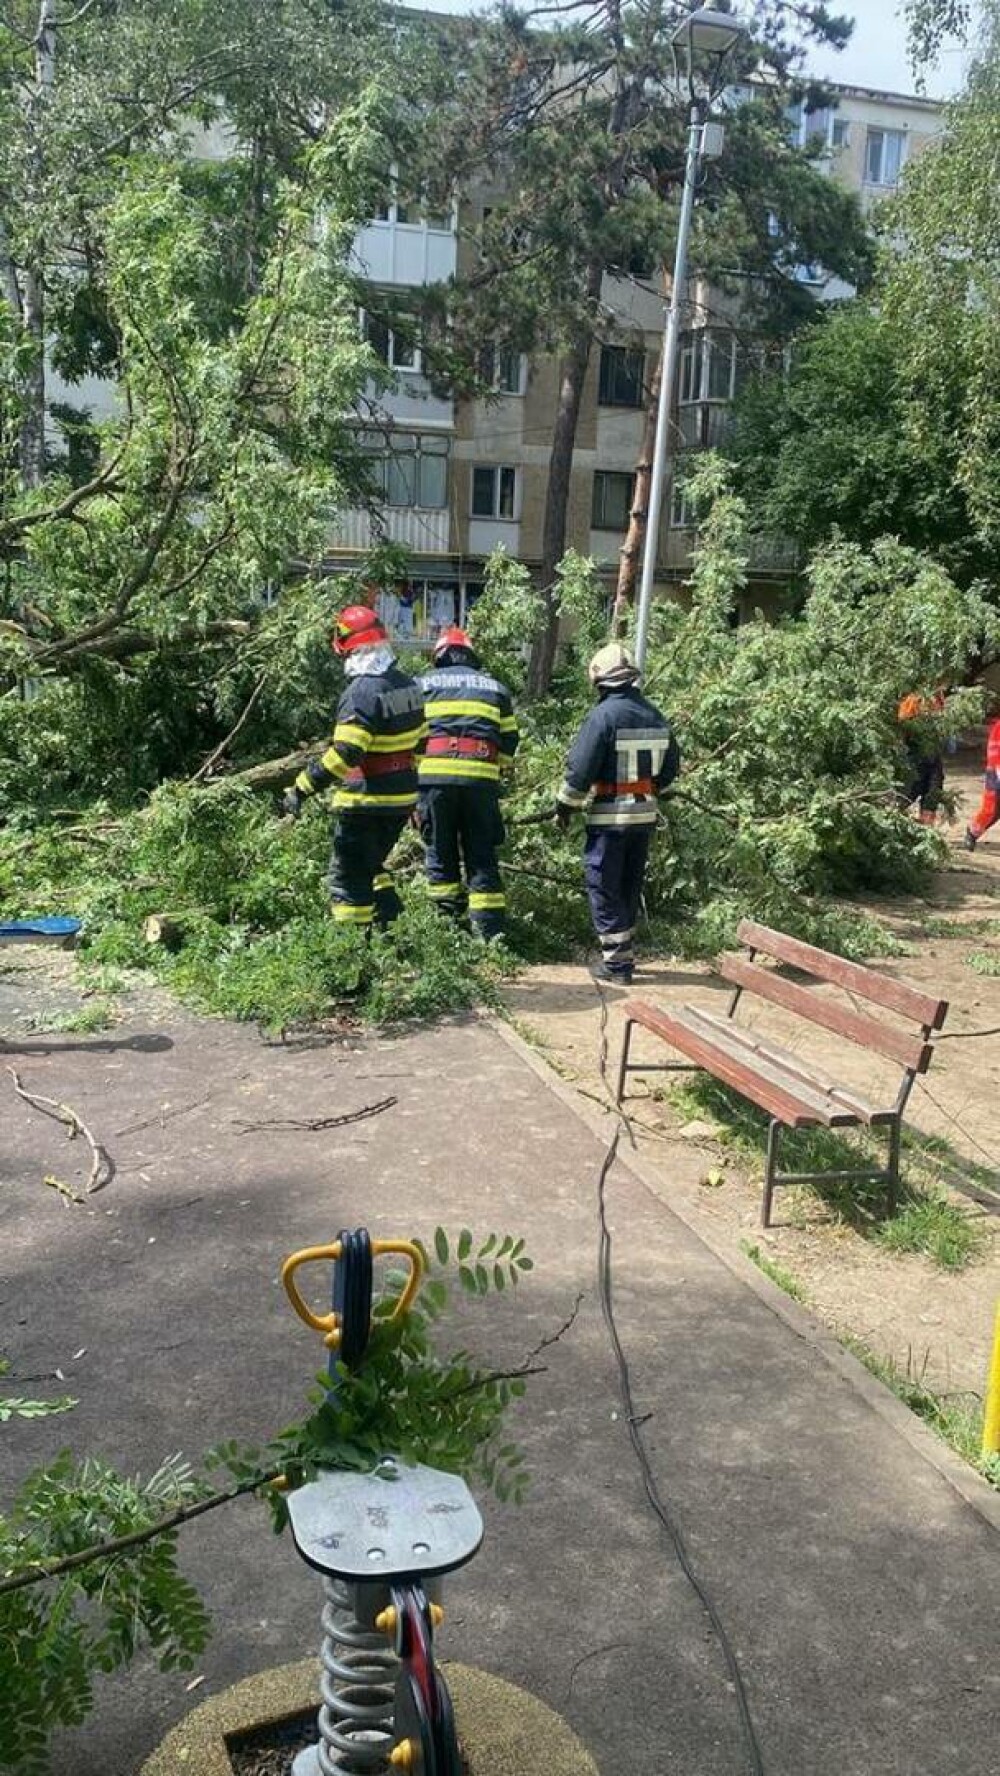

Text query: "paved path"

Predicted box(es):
[2, 1008, 998, 1775]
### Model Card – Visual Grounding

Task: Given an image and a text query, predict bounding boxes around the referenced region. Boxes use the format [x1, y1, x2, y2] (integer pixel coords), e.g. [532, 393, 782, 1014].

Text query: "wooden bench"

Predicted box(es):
[616, 919, 949, 1228]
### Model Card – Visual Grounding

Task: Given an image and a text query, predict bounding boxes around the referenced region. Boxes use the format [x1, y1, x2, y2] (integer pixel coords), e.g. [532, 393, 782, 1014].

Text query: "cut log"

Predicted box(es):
[143, 915, 192, 950]
[220, 746, 316, 793]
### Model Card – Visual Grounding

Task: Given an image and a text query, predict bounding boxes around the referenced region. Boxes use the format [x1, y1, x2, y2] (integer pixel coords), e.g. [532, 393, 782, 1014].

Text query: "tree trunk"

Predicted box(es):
[19, 266, 46, 491]
[526, 258, 604, 699]
[19, 1, 58, 491]
[614, 328, 665, 619]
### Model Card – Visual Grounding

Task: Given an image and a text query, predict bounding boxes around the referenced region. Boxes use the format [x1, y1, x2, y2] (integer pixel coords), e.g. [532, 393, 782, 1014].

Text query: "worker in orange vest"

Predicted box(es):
[897, 689, 946, 825]
[964, 713, 1000, 851]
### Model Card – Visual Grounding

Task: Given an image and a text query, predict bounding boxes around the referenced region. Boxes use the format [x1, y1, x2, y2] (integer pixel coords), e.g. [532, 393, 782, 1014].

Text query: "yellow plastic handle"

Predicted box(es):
[371, 1239, 425, 1320]
[281, 1241, 344, 1344]
[280, 1238, 425, 1350]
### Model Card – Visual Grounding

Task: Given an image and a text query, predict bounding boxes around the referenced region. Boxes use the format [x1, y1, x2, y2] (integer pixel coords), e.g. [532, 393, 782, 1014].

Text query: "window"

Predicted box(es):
[471, 464, 518, 519]
[372, 168, 453, 230]
[478, 342, 526, 395]
[360, 432, 449, 509]
[364, 311, 420, 373]
[832, 118, 851, 151]
[864, 127, 906, 188]
[679, 329, 739, 408]
[804, 106, 831, 146]
[670, 478, 696, 529]
[598, 345, 645, 409]
[592, 471, 634, 531]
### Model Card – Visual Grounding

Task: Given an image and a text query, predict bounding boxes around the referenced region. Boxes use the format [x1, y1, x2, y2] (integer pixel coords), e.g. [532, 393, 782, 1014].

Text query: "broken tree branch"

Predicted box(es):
[232, 1096, 397, 1134]
[187, 674, 267, 785]
[7, 1065, 114, 1193]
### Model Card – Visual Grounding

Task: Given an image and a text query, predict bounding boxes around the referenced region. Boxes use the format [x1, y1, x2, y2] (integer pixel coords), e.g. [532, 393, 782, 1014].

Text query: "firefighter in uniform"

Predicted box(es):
[965, 711, 1000, 851]
[417, 626, 519, 939]
[556, 643, 679, 982]
[282, 605, 426, 927]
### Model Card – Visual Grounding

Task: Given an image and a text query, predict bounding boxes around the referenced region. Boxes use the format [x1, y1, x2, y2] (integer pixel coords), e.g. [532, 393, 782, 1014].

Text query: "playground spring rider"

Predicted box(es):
[281, 1230, 483, 1775]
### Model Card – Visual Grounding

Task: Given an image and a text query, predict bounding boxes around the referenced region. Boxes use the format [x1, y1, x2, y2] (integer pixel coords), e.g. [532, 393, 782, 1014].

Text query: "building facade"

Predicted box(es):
[330, 78, 945, 643]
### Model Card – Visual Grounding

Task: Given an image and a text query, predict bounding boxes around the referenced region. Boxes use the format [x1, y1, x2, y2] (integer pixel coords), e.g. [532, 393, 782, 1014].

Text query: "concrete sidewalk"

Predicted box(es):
[2, 1005, 998, 1776]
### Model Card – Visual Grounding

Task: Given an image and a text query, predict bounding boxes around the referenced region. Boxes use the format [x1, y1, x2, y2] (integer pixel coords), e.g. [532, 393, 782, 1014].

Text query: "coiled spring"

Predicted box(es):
[316, 1578, 399, 1774]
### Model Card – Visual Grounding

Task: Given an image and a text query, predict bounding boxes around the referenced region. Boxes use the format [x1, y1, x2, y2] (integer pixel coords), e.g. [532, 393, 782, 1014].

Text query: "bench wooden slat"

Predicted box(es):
[622, 1000, 858, 1130]
[718, 953, 933, 1074]
[736, 920, 948, 1031]
[693, 1008, 897, 1125]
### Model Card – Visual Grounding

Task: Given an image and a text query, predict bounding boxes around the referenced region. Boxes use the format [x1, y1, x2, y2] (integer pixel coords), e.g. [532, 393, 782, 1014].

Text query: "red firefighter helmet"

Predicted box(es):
[332, 604, 388, 657]
[433, 625, 474, 662]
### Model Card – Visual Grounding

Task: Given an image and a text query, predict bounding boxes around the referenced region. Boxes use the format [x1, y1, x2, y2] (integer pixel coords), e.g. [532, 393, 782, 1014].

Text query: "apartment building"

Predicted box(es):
[332, 78, 945, 641]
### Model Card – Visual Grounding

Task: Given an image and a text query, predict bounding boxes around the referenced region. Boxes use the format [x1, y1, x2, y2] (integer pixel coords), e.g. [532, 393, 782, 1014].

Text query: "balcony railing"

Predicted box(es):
[329, 507, 452, 554]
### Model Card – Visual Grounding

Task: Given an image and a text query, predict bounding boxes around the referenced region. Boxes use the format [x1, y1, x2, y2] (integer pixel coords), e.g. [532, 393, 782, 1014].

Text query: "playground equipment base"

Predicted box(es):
[138, 1657, 599, 1776]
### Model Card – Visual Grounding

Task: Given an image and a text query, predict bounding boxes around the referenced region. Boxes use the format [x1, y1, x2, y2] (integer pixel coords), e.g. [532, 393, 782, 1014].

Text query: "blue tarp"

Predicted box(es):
[0, 917, 82, 938]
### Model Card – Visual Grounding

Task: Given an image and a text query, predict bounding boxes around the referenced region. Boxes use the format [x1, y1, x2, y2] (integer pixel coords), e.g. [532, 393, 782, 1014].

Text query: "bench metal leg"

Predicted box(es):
[616, 1019, 633, 1106]
[762, 1119, 782, 1228]
[886, 1118, 902, 1218]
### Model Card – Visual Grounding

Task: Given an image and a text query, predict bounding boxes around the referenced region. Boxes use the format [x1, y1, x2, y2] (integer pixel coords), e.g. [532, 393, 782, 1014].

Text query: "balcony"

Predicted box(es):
[329, 506, 452, 556]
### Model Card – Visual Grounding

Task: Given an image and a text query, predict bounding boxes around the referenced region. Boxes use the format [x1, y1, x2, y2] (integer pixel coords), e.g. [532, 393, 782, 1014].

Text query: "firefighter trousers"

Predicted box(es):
[583, 825, 652, 977]
[328, 810, 409, 928]
[970, 778, 1000, 840]
[419, 782, 506, 939]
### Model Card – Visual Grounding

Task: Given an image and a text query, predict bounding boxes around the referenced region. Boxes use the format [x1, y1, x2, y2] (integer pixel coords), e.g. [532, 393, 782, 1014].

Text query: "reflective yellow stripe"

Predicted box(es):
[469, 891, 506, 910]
[320, 746, 353, 780]
[332, 790, 418, 808]
[426, 700, 502, 722]
[497, 715, 518, 733]
[294, 770, 314, 795]
[418, 759, 501, 781]
[428, 881, 462, 898]
[331, 902, 374, 923]
[333, 722, 371, 752]
[373, 873, 392, 891]
[366, 725, 426, 752]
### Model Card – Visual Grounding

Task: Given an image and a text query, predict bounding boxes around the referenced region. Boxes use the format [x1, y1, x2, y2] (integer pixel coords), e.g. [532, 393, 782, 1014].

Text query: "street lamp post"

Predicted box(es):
[633, 6, 749, 671]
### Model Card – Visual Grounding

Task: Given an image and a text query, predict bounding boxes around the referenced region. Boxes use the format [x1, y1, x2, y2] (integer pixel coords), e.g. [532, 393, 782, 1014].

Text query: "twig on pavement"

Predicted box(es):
[7, 1066, 114, 1193]
[231, 1095, 397, 1134]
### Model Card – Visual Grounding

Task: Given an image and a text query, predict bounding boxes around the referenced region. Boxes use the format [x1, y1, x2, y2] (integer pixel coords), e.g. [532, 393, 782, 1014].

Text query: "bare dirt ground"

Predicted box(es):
[503, 758, 1000, 1401]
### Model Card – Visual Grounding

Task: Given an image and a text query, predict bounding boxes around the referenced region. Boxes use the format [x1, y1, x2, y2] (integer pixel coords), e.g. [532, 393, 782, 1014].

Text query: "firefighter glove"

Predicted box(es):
[281, 787, 303, 820]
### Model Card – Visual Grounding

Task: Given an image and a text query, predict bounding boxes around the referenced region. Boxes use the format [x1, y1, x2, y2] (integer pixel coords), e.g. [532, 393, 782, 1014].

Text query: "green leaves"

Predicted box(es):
[0, 1453, 212, 1773]
[444, 1229, 532, 1298]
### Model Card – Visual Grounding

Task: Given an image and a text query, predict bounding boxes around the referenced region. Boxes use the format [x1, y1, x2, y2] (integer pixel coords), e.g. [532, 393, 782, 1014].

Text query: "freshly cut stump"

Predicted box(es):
[139, 1658, 598, 1776]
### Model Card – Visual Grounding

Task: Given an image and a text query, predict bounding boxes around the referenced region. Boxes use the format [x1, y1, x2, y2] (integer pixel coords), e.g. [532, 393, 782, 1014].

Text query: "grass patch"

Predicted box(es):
[967, 948, 1000, 977]
[876, 1194, 988, 1268]
[841, 1336, 1000, 1492]
[665, 1074, 989, 1268]
[25, 999, 116, 1035]
[740, 1241, 808, 1302]
[913, 915, 1000, 939]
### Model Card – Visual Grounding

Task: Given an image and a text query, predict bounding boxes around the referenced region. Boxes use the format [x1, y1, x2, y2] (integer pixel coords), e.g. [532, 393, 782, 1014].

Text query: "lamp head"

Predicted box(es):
[671, 5, 747, 61]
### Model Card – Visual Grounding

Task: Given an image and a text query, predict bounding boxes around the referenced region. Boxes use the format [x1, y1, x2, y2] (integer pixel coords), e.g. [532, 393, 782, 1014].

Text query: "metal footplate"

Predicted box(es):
[288, 1460, 483, 1776]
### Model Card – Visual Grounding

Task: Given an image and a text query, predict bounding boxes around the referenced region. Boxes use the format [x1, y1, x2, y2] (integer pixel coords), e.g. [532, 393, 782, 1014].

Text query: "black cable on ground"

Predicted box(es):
[590, 976, 766, 1776]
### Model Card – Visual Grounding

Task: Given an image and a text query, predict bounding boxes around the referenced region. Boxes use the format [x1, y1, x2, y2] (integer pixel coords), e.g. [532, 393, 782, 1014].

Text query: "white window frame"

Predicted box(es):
[670, 476, 696, 530]
[678, 328, 740, 410]
[362, 308, 422, 375]
[864, 126, 907, 189]
[359, 431, 449, 511]
[372, 164, 455, 233]
[471, 463, 519, 521]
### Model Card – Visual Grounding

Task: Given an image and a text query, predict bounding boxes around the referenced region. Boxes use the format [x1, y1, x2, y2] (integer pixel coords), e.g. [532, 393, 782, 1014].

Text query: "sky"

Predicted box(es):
[403, 2, 974, 101]
[809, 0, 971, 99]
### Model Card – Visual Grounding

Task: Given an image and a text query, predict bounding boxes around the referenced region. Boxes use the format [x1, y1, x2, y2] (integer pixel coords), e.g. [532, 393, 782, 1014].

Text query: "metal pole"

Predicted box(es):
[634, 101, 705, 672]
